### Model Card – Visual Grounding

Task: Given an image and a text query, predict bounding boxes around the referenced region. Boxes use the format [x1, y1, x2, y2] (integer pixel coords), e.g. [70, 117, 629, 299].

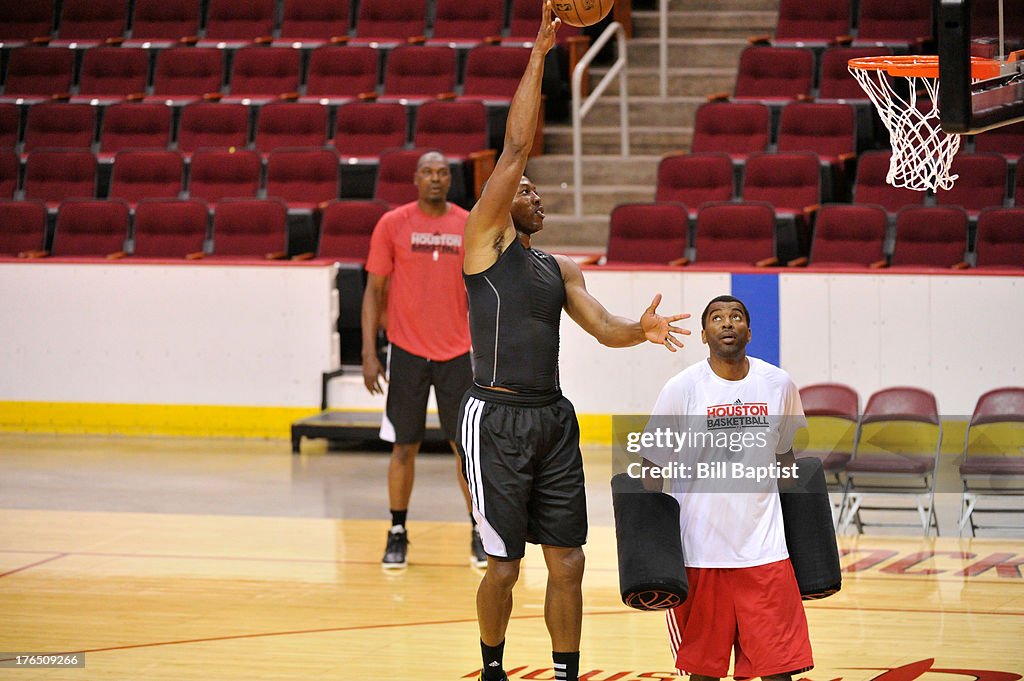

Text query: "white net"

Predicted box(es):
[849, 66, 962, 191]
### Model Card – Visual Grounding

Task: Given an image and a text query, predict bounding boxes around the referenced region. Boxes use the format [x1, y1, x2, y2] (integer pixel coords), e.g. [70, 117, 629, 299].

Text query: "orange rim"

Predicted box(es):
[848, 55, 1001, 80]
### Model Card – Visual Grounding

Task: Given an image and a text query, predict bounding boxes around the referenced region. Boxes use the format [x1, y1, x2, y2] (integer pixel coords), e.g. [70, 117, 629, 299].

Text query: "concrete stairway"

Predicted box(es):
[527, 0, 778, 252]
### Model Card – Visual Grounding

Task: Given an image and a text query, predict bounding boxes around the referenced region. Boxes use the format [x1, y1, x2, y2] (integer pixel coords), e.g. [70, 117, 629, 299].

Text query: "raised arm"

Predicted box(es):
[556, 255, 692, 350]
[463, 2, 560, 275]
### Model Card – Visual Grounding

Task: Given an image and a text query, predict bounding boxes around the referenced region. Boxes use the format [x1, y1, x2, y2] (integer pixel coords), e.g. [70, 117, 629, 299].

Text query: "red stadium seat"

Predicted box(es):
[22, 103, 97, 156]
[795, 204, 888, 268]
[333, 102, 409, 161]
[71, 47, 151, 104]
[729, 46, 814, 103]
[891, 206, 969, 268]
[349, 0, 427, 47]
[210, 198, 289, 258]
[378, 46, 457, 104]
[131, 198, 209, 258]
[187, 149, 262, 203]
[197, 0, 276, 48]
[49, 0, 127, 48]
[933, 153, 1008, 218]
[690, 201, 778, 268]
[23, 149, 97, 209]
[108, 150, 184, 206]
[776, 102, 857, 196]
[300, 47, 380, 105]
[604, 202, 689, 266]
[52, 198, 130, 256]
[123, 0, 200, 48]
[98, 103, 172, 161]
[316, 199, 390, 261]
[973, 208, 1024, 270]
[275, 0, 351, 48]
[690, 102, 771, 162]
[758, 0, 852, 46]
[0, 48, 75, 104]
[655, 152, 735, 217]
[144, 48, 224, 105]
[176, 103, 250, 156]
[221, 47, 302, 104]
[972, 120, 1024, 163]
[0, 1, 54, 48]
[852, 151, 925, 213]
[853, 0, 932, 49]
[0, 200, 48, 256]
[460, 46, 533, 105]
[255, 103, 329, 157]
[427, 0, 504, 49]
[265, 148, 340, 211]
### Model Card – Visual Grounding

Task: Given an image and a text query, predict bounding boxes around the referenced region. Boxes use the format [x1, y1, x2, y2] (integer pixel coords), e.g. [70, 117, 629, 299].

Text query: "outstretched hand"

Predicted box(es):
[641, 294, 691, 352]
[535, 1, 561, 54]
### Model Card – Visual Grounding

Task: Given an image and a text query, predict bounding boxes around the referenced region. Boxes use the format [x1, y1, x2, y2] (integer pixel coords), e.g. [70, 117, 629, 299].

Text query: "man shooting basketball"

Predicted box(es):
[457, 4, 691, 681]
[642, 295, 813, 681]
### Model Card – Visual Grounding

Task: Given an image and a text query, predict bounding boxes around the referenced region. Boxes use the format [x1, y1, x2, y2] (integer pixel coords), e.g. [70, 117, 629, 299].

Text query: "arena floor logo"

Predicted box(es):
[460, 659, 1024, 680]
[839, 548, 1024, 577]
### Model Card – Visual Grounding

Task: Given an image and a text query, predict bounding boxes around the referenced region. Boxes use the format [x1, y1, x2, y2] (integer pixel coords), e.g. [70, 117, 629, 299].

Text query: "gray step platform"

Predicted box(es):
[291, 409, 447, 453]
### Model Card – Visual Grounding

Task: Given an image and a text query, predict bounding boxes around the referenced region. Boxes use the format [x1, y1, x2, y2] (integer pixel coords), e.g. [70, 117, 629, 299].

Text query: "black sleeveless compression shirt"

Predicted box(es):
[464, 238, 565, 395]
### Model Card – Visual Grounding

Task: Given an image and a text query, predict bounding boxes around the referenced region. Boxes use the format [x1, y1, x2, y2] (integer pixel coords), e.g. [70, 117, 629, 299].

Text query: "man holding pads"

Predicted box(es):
[642, 295, 813, 681]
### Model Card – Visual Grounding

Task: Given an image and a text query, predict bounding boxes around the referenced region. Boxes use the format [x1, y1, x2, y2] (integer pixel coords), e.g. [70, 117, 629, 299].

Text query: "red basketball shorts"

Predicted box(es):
[665, 558, 813, 680]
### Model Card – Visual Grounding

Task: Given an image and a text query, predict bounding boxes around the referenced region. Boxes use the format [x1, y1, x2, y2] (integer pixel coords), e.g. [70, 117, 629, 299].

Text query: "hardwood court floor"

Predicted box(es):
[1, 434, 1022, 680]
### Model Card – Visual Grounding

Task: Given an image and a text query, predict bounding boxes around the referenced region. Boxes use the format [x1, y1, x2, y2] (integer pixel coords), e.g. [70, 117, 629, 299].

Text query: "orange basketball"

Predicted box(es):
[552, 0, 614, 28]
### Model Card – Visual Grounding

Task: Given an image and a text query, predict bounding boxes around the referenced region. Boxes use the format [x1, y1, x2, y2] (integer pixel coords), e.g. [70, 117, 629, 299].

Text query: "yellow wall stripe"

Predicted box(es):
[0, 402, 968, 451]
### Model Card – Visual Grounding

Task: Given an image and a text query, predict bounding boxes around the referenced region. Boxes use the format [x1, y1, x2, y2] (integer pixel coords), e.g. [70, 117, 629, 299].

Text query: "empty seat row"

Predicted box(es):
[657, 151, 1024, 219]
[0, 146, 472, 211]
[0, 0, 586, 51]
[761, 0, 1022, 49]
[599, 201, 1024, 270]
[690, 100, 1024, 164]
[0, 196, 389, 261]
[0, 44, 532, 107]
[1, 100, 494, 164]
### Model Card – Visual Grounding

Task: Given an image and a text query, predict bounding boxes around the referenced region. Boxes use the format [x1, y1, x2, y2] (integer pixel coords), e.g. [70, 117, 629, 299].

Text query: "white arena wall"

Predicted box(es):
[0, 260, 1020, 439]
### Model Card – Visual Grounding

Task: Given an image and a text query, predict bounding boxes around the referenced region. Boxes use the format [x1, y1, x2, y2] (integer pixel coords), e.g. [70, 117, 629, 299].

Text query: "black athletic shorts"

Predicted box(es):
[456, 385, 588, 560]
[381, 343, 472, 444]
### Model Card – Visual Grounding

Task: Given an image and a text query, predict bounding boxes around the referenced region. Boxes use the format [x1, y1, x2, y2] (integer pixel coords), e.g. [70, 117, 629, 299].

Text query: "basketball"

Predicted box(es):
[552, 0, 614, 28]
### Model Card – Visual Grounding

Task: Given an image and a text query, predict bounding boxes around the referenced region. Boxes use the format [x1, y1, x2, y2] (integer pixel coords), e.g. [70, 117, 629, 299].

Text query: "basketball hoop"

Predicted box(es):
[849, 55, 1000, 191]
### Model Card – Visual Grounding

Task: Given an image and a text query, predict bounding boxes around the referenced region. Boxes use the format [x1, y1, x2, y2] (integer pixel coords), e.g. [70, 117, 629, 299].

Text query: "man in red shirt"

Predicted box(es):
[362, 151, 483, 570]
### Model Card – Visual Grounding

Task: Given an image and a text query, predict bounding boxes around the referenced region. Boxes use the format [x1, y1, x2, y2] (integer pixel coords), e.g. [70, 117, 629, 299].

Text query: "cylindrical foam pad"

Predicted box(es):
[780, 457, 842, 600]
[611, 473, 688, 610]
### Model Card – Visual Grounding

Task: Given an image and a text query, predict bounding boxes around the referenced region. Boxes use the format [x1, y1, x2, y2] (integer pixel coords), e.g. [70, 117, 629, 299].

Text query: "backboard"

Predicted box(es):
[938, 0, 1024, 133]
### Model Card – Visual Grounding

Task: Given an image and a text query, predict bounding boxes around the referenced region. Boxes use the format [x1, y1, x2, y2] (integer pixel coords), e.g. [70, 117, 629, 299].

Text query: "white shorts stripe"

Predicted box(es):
[460, 396, 508, 558]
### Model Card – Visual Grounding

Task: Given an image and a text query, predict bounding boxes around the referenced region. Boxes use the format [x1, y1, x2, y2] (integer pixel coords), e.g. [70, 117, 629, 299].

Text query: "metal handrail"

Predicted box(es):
[660, 0, 669, 98]
[571, 21, 629, 218]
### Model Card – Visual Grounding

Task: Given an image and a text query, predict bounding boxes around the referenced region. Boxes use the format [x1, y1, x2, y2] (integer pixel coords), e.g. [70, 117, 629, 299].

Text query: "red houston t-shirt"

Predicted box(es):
[365, 201, 471, 361]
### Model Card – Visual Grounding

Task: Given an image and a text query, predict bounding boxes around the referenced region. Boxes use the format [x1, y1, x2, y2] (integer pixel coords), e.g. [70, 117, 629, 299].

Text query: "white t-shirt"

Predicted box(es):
[644, 356, 807, 568]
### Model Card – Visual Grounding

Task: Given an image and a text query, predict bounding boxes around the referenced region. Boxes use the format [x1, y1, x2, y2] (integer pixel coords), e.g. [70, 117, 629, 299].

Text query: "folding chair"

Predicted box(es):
[839, 387, 942, 536]
[958, 388, 1024, 535]
[797, 383, 860, 524]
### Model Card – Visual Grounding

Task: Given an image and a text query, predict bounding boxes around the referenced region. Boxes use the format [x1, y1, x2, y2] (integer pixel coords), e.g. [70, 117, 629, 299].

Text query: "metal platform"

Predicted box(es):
[290, 409, 446, 453]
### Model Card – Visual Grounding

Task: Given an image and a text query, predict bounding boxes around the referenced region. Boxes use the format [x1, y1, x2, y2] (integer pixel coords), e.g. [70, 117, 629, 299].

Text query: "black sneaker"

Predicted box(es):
[478, 673, 508, 681]
[382, 526, 408, 569]
[470, 528, 487, 568]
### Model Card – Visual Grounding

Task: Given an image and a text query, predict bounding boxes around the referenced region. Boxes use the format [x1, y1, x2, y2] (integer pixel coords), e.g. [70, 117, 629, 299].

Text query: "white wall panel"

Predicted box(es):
[2, 264, 1021, 418]
[0, 263, 337, 406]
